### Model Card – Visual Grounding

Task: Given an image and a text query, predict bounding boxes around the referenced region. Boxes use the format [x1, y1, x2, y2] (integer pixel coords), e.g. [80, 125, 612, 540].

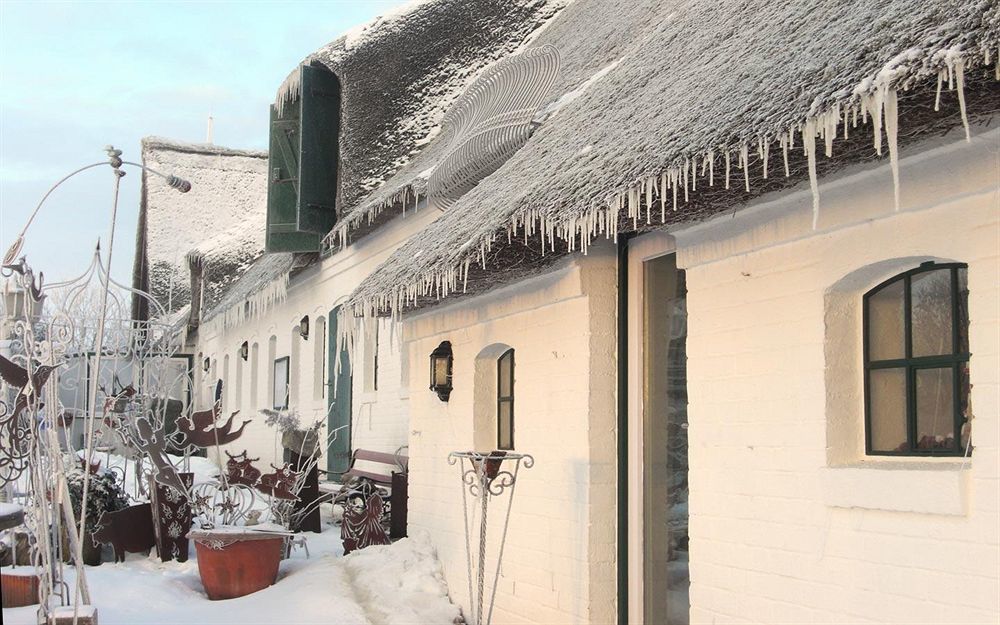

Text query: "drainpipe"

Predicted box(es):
[617, 233, 634, 625]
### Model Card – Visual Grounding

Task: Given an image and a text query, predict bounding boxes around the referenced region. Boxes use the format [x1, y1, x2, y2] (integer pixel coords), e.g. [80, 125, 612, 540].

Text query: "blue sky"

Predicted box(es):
[0, 0, 405, 282]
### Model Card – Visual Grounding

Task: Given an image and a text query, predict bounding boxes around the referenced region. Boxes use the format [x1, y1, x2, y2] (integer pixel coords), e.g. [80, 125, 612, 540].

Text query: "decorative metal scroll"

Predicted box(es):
[427, 46, 560, 209]
[448, 450, 533, 625]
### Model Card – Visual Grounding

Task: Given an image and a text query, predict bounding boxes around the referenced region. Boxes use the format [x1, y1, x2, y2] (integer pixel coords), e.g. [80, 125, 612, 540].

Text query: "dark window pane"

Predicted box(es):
[498, 350, 513, 397]
[911, 269, 954, 357]
[498, 400, 513, 449]
[915, 367, 956, 451]
[959, 363, 971, 450]
[870, 367, 907, 452]
[956, 268, 969, 354]
[868, 279, 905, 361]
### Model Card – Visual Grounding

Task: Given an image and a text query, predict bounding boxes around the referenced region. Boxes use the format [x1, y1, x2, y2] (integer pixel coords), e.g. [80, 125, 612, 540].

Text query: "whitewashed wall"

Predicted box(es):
[671, 127, 999, 624]
[403, 247, 619, 625]
[193, 207, 440, 469]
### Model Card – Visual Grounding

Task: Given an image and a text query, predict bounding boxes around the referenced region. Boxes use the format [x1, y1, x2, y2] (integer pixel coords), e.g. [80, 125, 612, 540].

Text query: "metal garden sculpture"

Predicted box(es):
[0, 146, 192, 621]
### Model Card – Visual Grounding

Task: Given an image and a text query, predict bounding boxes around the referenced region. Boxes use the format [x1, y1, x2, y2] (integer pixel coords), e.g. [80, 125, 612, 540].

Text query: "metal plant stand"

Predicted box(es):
[448, 450, 533, 625]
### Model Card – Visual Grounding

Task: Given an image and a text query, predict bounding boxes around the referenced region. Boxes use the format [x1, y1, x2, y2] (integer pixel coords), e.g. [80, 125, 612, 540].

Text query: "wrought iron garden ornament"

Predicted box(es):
[448, 450, 533, 625]
[0, 146, 192, 621]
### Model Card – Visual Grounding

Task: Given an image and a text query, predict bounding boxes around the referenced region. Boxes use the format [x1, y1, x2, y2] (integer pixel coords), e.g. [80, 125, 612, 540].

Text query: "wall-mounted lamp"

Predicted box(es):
[429, 341, 453, 402]
[203, 357, 211, 372]
[298, 315, 310, 340]
[240, 341, 249, 361]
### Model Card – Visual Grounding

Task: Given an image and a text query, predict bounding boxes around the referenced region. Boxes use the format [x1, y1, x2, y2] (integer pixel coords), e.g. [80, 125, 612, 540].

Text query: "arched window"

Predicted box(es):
[497, 349, 515, 450]
[864, 262, 970, 455]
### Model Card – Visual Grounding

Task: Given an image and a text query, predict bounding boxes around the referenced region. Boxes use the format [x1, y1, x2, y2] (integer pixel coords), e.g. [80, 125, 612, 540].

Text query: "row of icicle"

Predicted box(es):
[326, 47, 996, 370]
[212, 272, 290, 336]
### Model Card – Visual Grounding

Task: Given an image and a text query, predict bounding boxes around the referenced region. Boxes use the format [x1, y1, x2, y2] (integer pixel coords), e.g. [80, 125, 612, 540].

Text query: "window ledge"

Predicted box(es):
[820, 461, 970, 516]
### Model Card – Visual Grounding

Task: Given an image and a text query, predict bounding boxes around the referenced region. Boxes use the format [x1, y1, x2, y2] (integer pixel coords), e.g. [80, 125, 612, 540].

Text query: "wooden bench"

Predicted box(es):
[341, 449, 408, 485]
[318, 448, 409, 539]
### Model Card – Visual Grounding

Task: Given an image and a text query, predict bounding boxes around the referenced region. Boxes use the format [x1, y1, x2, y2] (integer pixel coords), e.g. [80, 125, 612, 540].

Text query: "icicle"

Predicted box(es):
[824, 106, 838, 158]
[708, 150, 714, 187]
[885, 88, 901, 211]
[804, 118, 820, 229]
[869, 89, 885, 156]
[683, 159, 689, 202]
[660, 172, 667, 221]
[740, 143, 749, 192]
[724, 149, 731, 190]
[671, 168, 678, 211]
[953, 58, 971, 142]
[934, 70, 944, 111]
[781, 133, 790, 177]
[645, 178, 653, 224]
[762, 138, 770, 179]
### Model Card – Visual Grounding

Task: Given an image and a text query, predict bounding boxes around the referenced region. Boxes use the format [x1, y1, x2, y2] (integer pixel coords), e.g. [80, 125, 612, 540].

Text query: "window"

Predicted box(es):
[864, 262, 970, 456]
[273, 356, 290, 410]
[497, 349, 514, 450]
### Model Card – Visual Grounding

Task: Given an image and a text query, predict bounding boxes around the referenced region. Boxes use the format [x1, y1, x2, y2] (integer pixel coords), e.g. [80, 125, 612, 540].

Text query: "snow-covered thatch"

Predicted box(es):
[341, 0, 1000, 322]
[273, 0, 572, 241]
[201, 252, 296, 335]
[132, 138, 268, 322]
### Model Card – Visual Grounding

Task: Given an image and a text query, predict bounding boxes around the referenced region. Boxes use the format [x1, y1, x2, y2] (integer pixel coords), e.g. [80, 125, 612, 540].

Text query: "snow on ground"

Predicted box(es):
[2, 525, 462, 625]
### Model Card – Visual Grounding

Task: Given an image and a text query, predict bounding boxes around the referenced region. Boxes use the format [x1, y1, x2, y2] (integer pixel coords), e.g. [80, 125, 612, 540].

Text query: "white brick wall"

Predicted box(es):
[193, 207, 440, 470]
[672, 127, 1000, 624]
[403, 246, 619, 625]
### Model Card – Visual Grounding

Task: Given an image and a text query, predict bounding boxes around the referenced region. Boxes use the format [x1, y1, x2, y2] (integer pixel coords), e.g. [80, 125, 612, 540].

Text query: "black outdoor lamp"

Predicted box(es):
[202, 356, 211, 372]
[240, 341, 249, 361]
[429, 341, 453, 402]
[299, 315, 310, 340]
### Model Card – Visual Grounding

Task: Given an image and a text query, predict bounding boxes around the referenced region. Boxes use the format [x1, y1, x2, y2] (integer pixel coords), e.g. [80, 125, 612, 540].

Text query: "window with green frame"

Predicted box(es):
[864, 262, 970, 456]
[497, 348, 514, 450]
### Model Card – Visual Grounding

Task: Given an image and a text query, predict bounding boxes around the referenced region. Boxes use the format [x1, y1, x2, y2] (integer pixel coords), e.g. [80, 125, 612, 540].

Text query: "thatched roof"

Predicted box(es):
[275, 0, 571, 232]
[132, 137, 268, 322]
[342, 0, 1000, 320]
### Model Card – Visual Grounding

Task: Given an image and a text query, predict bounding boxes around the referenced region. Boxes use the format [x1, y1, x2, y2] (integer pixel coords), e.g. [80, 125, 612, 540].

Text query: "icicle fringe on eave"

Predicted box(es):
[322, 181, 428, 252]
[331, 46, 999, 373]
[204, 273, 290, 337]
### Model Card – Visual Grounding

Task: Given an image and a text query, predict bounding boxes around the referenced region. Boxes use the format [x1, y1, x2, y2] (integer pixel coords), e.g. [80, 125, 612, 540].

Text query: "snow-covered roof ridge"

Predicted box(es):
[271, 0, 573, 236]
[141, 136, 267, 160]
[340, 0, 999, 323]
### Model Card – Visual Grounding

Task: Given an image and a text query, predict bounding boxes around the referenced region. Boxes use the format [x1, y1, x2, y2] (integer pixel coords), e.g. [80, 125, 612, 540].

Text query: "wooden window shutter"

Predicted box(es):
[265, 64, 340, 252]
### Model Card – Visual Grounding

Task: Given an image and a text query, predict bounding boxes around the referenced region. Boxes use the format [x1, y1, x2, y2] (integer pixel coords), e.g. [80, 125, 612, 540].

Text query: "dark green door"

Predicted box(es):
[327, 306, 352, 478]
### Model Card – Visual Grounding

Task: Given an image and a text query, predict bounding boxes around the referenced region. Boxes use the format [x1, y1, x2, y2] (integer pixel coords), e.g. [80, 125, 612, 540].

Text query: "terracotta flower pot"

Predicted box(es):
[190, 530, 284, 600]
[1, 567, 40, 607]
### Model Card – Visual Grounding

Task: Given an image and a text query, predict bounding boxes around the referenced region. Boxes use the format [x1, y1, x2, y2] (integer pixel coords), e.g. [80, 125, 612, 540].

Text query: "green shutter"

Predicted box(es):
[298, 65, 340, 234]
[265, 64, 340, 253]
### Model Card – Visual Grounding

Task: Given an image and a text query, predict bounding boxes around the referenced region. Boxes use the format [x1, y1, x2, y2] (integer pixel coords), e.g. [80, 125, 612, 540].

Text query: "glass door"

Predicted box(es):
[643, 253, 689, 624]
